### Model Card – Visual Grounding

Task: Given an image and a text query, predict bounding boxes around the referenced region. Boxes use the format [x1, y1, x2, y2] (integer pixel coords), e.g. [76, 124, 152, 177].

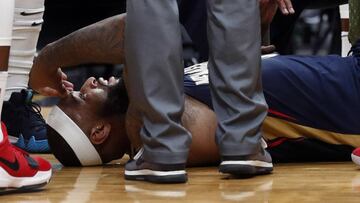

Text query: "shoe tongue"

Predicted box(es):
[24, 90, 33, 103]
[9, 90, 33, 104]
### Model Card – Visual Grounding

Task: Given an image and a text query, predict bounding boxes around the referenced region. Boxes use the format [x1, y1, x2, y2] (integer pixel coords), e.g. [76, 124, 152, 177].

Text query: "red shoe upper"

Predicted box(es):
[353, 148, 360, 157]
[0, 122, 51, 177]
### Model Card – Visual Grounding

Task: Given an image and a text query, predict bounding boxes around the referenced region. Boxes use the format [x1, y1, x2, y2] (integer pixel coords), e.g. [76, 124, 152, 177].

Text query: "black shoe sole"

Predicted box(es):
[219, 164, 273, 177]
[125, 174, 188, 184]
[0, 182, 48, 195]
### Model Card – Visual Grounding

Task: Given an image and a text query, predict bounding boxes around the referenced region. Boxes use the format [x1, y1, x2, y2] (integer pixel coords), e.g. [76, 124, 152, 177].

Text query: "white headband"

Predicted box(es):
[47, 106, 103, 166]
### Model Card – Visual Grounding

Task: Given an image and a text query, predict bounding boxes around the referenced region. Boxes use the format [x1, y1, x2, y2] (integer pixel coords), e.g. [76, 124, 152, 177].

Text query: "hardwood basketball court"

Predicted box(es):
[2, 107, 360, 202]
[1, 155, 360, 202]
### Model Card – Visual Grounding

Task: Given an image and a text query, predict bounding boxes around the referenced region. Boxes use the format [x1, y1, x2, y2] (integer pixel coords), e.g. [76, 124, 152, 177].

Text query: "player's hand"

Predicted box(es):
[98, 76, 119, 87]
[275, 0, 295, 15]
[260, 0, 294, 15]
[261, 45, 276, 54]
[29, 54, 72, 97]
[260, 0, 294, 39]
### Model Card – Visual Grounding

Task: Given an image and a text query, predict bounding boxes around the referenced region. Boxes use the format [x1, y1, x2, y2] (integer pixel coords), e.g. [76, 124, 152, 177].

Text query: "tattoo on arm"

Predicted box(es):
[39, 14, 126, 68]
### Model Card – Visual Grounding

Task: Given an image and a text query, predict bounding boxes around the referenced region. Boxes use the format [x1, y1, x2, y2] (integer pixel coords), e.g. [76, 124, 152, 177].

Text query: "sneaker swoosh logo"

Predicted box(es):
[20, 11, 43, 16]
[0, 157, 20, 171]
[31, 22, 43, 27]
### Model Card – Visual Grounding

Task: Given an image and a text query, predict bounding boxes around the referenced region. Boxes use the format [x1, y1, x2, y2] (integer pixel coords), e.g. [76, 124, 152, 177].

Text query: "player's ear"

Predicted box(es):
[89, 123, 111, 145]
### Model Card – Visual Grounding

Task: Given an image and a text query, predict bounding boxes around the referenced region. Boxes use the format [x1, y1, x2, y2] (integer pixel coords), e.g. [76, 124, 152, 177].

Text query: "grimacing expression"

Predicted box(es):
[58, 77, 119, 132]
[47, 77, 130, 166]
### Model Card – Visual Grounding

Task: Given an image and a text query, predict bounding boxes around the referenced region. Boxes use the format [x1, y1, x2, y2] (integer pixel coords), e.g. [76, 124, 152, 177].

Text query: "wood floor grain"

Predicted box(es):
[1, 154, 360, 203]
[2, 106, 358, 202]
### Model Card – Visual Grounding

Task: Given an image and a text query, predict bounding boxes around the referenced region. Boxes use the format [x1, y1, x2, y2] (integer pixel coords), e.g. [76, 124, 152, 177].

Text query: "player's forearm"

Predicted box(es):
[0, 47, 10, 70]
[37, 14, 126, 69]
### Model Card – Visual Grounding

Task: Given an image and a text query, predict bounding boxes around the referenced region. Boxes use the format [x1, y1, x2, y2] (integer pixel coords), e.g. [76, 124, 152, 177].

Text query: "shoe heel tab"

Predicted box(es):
[22, 89, 34, 103]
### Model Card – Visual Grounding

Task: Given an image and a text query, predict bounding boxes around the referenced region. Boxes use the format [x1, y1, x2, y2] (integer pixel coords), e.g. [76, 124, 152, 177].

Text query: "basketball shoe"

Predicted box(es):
[219, 139, 273, 176]
[0, 122, 52, 192]
[1, 89, 49, 153]
[351, 148, 360, 166]
[125, 148, 188, 183]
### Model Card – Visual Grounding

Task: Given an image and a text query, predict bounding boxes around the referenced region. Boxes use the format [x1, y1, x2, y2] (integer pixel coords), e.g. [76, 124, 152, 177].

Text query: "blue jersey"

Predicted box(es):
[184, 62, 212, 108]
[184, 48, 360, 162]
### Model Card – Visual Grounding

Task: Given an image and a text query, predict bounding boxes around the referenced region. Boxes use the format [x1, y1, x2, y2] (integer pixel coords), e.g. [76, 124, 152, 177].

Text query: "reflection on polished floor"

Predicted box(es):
[1, 154, 360, 202]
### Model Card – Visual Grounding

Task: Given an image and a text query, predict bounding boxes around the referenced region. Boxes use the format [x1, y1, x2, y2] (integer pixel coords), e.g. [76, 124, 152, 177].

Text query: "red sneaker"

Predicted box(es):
[352, 148, 360, 166]
[0, 123, 52, 191]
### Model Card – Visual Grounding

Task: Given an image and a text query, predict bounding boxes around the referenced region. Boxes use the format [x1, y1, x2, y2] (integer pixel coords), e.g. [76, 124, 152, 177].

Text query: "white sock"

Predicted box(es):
[0, 72, 9, 115]
[5, 0, 45, 100]
[0, 0, 15, 142]
[0, 72, 9, 142]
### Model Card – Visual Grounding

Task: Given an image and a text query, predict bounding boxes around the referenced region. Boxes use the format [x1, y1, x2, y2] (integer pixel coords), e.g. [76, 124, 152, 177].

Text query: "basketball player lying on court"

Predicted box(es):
[29, 14, 360, 166]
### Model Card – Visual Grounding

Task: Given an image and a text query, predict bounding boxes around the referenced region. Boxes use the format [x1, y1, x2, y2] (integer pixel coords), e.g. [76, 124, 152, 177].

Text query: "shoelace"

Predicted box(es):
[12, 144, 29, 156]
[11, 144, 39, 169]
[8, 142, 30, 160]
[347, 40, 360, 57]
[24, 101, 46, 129]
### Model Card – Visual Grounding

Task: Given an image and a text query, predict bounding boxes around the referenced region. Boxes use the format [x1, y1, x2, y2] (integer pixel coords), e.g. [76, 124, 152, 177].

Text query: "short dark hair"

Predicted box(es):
[47, 125, 82, 166]
[48, 77, 129, 166]
[99, 78, 129, 118]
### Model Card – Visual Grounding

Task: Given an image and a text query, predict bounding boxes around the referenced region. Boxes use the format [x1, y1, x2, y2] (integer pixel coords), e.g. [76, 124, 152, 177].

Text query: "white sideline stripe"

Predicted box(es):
[0, 167, 51, 188]
[351, 153, 360, 166]
[125, 169, 186, 176]
[221, 160, 273, 168]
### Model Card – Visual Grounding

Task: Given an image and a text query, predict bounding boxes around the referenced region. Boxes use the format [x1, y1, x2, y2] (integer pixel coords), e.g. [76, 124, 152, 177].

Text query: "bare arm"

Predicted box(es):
[29, 14, 126, 96]
[38, 13, 126, 67]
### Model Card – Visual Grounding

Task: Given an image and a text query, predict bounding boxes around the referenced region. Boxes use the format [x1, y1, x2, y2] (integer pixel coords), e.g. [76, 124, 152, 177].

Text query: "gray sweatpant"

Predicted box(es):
[125, 0, 268, 164]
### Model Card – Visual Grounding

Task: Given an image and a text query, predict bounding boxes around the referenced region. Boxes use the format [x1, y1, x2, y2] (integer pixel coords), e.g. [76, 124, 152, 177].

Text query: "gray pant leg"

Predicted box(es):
[125, 0, 191, 164]
[207, 0, 268, 156]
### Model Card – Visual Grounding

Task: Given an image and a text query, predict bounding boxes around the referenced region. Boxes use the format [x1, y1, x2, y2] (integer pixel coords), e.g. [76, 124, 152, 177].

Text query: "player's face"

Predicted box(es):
[58, 77, 119, 129]
[55, 77, 128, 164]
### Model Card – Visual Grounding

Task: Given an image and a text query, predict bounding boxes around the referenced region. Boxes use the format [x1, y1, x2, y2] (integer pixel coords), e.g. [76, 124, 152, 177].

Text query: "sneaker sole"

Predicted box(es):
[125, 169, 187, 183]
[0, 182, 48, 194]
[219, 160, 273, 176]
[0, 167, 52, 188]
[351, 153, 360, 166]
